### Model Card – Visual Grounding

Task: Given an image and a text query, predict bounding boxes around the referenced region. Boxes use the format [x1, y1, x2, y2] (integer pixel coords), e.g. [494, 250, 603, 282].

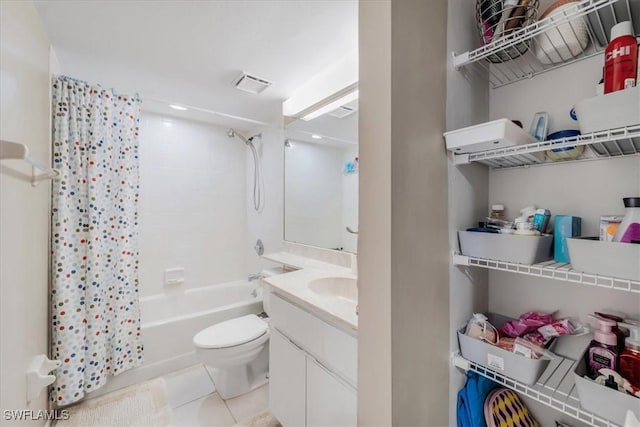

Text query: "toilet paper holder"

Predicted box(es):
[26, 354, 61, 403]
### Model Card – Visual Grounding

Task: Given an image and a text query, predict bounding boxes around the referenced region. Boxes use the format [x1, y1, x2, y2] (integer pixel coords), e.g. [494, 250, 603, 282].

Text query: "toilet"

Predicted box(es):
[194, 314, 269, 399]
[193, 267, 283, 399]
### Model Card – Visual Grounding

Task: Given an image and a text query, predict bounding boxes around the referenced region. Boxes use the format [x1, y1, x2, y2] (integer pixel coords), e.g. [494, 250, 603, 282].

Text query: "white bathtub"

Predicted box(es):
[90, 280, 263, 397]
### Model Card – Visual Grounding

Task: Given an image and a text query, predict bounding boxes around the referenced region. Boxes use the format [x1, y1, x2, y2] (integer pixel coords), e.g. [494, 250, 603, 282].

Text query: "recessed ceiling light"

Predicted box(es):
[311, 134, 322, 140]
[169, 104, 188, 111]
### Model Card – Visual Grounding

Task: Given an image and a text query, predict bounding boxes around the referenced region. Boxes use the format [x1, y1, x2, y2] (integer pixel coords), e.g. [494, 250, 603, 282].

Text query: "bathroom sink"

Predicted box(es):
[307, 277, 357, 302]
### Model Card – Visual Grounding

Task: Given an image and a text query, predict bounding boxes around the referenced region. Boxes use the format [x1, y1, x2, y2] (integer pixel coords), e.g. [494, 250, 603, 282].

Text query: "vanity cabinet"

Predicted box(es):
[306, 358, 357, 427]
[269, 293, 357, 427]
[269, 331, 306, 427]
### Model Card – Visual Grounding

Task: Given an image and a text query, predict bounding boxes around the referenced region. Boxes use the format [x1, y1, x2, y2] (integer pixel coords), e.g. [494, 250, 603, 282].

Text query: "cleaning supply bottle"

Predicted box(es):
[619, 322, 640, 389]
[587, 314, 619, 377]
[604, 21, 638, 93]
[614, 197, 640, 243]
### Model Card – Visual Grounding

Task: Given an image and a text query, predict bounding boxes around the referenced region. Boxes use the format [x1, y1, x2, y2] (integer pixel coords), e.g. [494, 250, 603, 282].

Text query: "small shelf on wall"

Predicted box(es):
[452, 353, 619, 427]
[453, 253, 640, 294]
[449, 124, 640, 169]
[0, 139, 59, 186]
[452, 0, 633, 89]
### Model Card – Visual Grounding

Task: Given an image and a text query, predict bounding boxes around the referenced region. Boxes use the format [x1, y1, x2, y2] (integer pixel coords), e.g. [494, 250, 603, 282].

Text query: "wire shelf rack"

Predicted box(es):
[454, 0, 638, 89]
[453, 253, 640, 293]
[452, 353, 619, 427]
[451, 124, 640, 168]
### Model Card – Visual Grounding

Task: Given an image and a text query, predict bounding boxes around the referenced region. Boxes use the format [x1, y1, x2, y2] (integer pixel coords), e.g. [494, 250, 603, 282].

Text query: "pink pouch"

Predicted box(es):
[500, 311, 555, 337]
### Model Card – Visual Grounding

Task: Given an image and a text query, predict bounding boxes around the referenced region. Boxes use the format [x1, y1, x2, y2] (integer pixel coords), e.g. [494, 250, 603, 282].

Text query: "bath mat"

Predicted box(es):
[234, 410, 282, 427]
[56, 378, 173, 427]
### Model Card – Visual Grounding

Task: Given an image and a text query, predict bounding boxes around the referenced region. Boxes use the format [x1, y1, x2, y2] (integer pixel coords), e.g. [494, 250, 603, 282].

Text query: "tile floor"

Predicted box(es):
[164, 364, 270, 427]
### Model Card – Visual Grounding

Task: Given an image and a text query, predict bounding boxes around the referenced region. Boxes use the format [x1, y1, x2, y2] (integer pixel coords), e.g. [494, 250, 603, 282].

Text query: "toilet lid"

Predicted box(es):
[194, 314, 267, 349]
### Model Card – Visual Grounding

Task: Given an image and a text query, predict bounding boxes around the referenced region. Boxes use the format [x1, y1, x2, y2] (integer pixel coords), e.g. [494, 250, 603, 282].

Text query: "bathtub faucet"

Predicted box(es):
[248, 272, 263, 282]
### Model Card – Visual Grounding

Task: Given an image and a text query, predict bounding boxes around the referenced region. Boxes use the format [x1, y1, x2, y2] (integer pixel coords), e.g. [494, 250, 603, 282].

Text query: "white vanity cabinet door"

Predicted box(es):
[270, 330, 306, 427]
[270, 293, 357, 386]
[306, 358, 357, 427]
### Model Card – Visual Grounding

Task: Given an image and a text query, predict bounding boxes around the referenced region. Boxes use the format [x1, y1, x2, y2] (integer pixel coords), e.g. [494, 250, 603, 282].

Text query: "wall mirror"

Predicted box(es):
[283, 99, 358, 253]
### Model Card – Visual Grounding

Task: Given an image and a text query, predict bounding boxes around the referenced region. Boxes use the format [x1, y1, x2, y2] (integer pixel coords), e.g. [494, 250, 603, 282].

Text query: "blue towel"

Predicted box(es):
[457, 371, 499, 427]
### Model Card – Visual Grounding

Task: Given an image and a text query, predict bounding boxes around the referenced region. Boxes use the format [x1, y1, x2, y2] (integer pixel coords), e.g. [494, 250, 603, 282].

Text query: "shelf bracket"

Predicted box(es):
[452, 253, 470, 266]
[452, 153, 470, 165]
[451, 352, 470, 371]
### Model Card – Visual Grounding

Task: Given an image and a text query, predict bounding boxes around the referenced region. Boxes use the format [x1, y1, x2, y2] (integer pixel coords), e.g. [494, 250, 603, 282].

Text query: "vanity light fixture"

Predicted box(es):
[283, 51, 358, 121]
[301, 90, 359, 121]
[169, 104, 188, 111]
[311, 134, 322, 140]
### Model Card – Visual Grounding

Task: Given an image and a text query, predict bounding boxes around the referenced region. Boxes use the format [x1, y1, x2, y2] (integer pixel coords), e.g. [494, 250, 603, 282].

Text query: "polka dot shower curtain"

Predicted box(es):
[50, 76, 143, 406]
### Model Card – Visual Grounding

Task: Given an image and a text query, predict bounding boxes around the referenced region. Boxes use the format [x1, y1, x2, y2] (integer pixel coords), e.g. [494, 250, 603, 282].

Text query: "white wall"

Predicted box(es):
[445, 0, 492, 421]
[138, 113, 248, 298]
[0, 1, 51, 424]
[284, 141, 345, 250]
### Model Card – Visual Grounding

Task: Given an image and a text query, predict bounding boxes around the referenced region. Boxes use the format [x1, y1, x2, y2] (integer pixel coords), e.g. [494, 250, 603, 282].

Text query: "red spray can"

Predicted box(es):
[604, 21, 638, 94]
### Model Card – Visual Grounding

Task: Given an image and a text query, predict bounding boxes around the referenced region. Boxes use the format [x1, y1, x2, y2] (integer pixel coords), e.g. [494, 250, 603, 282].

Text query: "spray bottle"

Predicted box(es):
[587, 314, 619, 377]
[604, 21, 638, 93]
[619, 322, 640, 389]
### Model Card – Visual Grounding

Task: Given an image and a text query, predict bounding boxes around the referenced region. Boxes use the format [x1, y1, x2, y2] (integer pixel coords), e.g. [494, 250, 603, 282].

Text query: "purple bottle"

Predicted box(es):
[587, 314, 619, 378]
[614, 197, 640, 243]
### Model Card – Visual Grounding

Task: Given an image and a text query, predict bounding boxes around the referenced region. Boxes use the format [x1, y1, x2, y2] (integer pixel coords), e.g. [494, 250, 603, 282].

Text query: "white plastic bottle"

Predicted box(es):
[614, 197, 640, 243]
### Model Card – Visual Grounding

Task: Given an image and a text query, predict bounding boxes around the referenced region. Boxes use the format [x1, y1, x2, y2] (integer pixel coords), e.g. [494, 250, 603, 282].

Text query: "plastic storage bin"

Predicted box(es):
[458, 231, 553, 264]
[574, 351, 640, 426]
[567, 237, 640, 281]
[444, 118, 539, 154]
[458, 313, 553, 385]
[574, 87, 640, 156]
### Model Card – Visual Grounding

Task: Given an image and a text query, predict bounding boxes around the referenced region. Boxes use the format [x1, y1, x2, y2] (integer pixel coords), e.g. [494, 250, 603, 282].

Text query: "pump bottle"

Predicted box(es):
[587, 314, 619, 377]
[619, 322, 640, 389]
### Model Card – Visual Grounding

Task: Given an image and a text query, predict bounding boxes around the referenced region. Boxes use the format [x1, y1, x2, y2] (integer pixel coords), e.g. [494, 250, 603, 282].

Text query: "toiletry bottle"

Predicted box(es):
[619, 322, 640, 389]
[595, 311, 627, 352]
[490, 204, 506, 220]
[604, 21, 638, 93]
[587, 314, 619, 378]
[614, 197, 640, 243]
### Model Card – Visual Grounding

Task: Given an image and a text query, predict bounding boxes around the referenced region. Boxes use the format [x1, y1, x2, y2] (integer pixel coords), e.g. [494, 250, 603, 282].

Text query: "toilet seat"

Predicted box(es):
[194, 314, 267, 349]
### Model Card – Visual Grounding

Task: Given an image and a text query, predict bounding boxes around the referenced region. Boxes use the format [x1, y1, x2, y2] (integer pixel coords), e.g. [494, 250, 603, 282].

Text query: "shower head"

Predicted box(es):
[227, 128, 251, 145]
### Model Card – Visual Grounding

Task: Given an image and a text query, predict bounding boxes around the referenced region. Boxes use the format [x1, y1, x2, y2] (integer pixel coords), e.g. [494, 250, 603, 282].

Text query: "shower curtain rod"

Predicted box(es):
[143, 96, 273, 128]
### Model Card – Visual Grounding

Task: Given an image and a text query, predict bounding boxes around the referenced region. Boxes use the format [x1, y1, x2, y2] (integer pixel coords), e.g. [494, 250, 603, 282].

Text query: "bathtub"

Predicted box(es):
[89, 280, 263, 397]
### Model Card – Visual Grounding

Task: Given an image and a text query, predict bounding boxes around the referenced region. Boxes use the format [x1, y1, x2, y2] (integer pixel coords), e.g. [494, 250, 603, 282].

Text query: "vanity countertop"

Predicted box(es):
[262, 251, 353, 275]
[262, 252, 358, 334]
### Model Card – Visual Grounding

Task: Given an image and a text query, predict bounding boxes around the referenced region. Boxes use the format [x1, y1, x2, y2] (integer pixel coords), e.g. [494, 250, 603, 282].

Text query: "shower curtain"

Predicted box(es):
[50, 76, 143, 406]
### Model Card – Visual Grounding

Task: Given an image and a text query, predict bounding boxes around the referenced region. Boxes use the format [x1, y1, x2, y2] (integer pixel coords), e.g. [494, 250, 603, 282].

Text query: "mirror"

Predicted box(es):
[284, 101, 358, 252]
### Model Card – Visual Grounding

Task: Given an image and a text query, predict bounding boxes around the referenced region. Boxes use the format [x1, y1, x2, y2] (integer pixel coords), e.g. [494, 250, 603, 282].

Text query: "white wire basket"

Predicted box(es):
[460, 0, 640, 88]
[476, 0, 541, 63]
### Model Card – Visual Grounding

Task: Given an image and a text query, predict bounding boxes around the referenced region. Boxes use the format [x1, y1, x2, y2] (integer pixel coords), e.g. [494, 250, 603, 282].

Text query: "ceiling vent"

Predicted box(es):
[233, 72, 272, 94]
[328, 105, 357, 119]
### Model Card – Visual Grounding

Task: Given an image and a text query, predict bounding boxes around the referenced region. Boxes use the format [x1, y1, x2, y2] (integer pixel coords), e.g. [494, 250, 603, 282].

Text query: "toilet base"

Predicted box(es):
[208, 343, 269, 399]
